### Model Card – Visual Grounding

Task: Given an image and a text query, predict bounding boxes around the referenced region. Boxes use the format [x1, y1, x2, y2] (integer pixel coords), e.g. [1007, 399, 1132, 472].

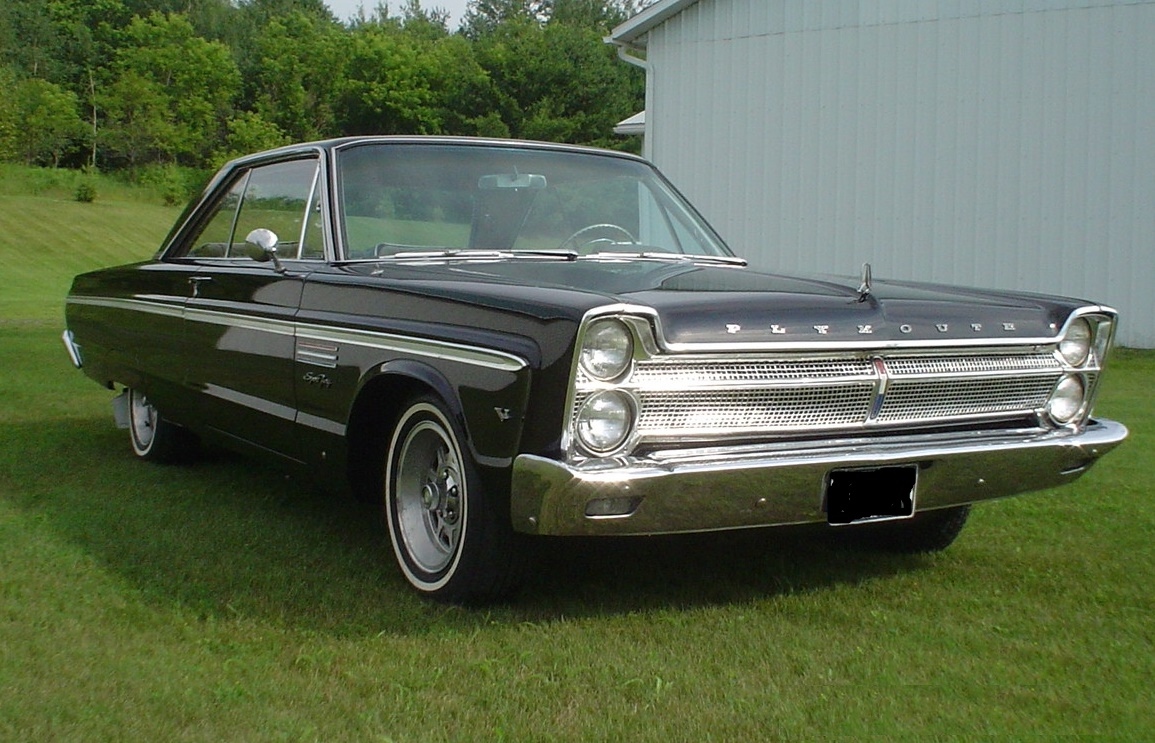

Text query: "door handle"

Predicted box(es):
[189, 276, 213, 297]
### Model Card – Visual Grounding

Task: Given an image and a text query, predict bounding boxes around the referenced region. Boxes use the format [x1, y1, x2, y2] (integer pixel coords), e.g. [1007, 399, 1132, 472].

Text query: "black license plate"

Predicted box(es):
[825, 466, 917, 525]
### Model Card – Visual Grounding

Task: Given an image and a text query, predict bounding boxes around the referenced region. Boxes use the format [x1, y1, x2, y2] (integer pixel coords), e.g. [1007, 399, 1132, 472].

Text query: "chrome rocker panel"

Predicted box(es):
[511, 418, 1128, 536]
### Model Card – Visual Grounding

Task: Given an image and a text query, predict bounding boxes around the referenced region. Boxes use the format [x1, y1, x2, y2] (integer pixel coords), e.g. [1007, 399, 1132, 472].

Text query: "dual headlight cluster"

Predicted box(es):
[573, 318, 637, 456]
[1046, 314, 1113, 426]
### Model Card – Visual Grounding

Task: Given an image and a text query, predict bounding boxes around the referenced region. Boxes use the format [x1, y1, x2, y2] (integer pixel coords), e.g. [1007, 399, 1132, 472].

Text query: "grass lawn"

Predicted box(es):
[1, 179, 1152, 740]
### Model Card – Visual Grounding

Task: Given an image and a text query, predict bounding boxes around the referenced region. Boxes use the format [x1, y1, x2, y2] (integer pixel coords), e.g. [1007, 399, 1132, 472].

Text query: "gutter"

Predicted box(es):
[605, 37, 649, 72]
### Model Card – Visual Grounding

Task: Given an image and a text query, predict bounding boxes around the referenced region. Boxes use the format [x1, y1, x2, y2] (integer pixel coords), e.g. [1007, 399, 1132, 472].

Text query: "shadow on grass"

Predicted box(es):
[4, 417, 934, 633]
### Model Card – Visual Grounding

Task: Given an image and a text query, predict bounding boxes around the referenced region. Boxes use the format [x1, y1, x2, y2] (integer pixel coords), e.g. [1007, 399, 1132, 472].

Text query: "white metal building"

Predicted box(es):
[609, 0, 1155, 347]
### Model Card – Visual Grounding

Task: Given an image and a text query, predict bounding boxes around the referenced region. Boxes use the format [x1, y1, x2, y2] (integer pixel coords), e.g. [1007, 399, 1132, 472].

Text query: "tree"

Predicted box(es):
[549, 0, 639, 30]
[471, 13, 643, 148]
[250, 11, 346, 141]
[337, 22, 442, 135]
[0, 66, 19, 162]
[461, 0, 549, 38]
[12, 76, 84, 165]
[98, 70, 174, 166]
[212, 111, 290, 168]
[107, 12, 240, 165]
[398, 0, 451, 40]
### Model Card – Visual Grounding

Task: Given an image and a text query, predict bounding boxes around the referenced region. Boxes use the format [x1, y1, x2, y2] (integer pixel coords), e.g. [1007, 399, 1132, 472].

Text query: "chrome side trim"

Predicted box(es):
[67, 295, 184, 319]
[64, 295, 528, 373]
[296, 324, 526, 372]
[512, 418, 1128, 536]
[295, 339, 339, 368]
[184, 306, 295, 336]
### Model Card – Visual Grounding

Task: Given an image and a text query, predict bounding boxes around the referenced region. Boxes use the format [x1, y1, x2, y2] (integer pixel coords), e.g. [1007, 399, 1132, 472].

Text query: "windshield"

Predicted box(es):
[335, 143, 733, 260]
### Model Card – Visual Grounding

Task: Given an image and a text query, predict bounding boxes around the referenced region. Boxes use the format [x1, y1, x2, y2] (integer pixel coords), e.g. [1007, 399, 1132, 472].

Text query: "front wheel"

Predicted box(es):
[127, 388, 196, 463]
[384, 395, 522, 603]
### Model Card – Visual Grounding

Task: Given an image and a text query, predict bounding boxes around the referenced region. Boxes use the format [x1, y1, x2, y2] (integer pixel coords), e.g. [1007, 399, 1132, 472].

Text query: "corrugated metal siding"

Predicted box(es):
[643, 0, 1155, 347]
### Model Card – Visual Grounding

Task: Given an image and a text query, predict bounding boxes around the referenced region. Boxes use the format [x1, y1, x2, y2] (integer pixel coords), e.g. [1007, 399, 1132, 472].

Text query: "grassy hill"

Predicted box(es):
[1, 167, 1153, 740]
[0, 165, 182, 321]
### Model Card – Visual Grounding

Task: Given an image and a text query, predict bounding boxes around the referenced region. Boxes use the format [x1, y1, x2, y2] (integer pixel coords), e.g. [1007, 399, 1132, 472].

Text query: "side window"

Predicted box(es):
[233, 159, 322, 260]
[178, 157, 322, 260]
[187, 177, 246, 258]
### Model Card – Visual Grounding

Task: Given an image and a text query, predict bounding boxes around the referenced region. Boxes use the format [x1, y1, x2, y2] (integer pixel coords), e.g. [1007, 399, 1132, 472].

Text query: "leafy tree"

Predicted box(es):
[36, 0, 133, 88]
[107, 12, 240, 164]
[250, 11, 346, 141]
[421, 35, 503, 136]
[0, 66, 19, 162]
[98, 70, 174, 166]
[461, 0, 549, 38]
[337, 22, 441, 135]
[397, 0, 451, 40]
[212, 111, 290, 168]
[472, 14, 642, 148]
[12, 76, 84, 165]
[0, 0, 651, 168]
[238, 0, 336, 26]
[549, 0, 639, 30]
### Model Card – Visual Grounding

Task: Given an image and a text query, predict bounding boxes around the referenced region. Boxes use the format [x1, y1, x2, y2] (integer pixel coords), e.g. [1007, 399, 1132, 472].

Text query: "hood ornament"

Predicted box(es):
[857, 262, 873, 302]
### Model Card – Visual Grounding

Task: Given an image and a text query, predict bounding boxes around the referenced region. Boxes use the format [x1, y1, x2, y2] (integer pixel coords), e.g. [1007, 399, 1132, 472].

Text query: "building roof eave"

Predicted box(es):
[608, 0, 701, 46]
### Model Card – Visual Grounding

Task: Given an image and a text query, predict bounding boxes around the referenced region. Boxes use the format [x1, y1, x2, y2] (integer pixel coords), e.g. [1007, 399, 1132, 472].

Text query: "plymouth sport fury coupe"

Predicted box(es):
[64, 137, 1128, 602]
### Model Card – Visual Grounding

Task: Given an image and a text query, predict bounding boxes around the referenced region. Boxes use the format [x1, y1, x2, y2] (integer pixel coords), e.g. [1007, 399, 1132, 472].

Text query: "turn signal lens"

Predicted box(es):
[579, 318, 634, 381]
[1047, 375, 1085, 424]
[1059, 318, 1093, 367]
[576, 390, 634, 453]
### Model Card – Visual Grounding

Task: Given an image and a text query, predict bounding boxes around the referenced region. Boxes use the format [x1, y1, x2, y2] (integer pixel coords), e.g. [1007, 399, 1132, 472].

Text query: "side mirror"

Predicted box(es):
[244, 228, 284, 272]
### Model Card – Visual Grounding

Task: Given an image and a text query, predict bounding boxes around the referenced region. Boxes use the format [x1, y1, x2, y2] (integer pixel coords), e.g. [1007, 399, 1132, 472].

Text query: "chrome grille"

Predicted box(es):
[574, 350, 1069, 443]
[626, 359, 875, 385]
[885, 354, 1061, 376]
[636, 385, 876, 432]
[875, 376, 1057, 423]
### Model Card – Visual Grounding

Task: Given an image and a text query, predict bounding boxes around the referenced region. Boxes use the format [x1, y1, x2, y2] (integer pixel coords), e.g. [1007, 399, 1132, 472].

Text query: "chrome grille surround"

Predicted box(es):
[572, 349, 1077, 447]
[565, 305, 1117, 459]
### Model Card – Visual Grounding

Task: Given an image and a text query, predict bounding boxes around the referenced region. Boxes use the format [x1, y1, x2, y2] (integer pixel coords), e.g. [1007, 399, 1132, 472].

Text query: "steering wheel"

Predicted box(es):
[559, 223, 637, 253]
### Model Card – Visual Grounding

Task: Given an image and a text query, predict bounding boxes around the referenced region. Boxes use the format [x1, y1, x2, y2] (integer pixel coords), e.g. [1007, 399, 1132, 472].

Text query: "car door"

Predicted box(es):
[174, 156, 324, 460]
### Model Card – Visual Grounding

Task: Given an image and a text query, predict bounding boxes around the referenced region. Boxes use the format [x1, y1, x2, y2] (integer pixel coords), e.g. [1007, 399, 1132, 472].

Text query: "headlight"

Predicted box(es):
[579, 318, 634, 381]
[1058, 318, 1093, 367]
[1047, 375, 1085, 424]
[576, 390, 634, 453]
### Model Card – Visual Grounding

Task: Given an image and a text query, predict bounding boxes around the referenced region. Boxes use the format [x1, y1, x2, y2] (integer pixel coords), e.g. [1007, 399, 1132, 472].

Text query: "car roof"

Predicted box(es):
[225, 135, 649, 171]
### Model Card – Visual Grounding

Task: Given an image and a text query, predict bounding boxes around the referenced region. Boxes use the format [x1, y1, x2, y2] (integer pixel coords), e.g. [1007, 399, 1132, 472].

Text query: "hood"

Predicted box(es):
[342, 256, 1087, 346]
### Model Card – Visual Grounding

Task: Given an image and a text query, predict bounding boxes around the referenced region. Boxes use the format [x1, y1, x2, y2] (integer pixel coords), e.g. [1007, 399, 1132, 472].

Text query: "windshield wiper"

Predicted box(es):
[581, 251, 747, 266]
[347, 248, 580, 262]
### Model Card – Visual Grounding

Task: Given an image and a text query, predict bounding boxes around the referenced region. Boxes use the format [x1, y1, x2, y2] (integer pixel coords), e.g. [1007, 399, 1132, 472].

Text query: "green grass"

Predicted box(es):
[1, 177, 1153, 740]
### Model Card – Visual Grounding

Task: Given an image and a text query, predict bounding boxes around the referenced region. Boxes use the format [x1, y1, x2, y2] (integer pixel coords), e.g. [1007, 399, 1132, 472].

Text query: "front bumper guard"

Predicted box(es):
[510, 419, 1128, 536]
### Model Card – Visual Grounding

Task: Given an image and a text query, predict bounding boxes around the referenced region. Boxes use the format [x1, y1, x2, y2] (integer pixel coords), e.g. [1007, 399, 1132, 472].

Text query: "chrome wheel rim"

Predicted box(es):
[393, 418, 464, 575]
[129, 390, 157, 452]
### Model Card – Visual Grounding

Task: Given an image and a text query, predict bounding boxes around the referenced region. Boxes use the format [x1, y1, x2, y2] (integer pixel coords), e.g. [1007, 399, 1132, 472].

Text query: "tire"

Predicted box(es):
[842, 505, 971, 554]
[127, 388, 196, 463]
[383, 395, 522, 603]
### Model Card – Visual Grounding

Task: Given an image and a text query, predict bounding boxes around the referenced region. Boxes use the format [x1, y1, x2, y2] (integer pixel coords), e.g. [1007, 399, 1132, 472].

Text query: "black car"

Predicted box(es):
[64, 137, 1128, 602]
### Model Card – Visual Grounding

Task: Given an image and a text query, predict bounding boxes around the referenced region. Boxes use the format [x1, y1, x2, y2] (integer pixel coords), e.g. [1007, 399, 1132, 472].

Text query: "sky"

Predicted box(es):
[324, 0, 473, 29]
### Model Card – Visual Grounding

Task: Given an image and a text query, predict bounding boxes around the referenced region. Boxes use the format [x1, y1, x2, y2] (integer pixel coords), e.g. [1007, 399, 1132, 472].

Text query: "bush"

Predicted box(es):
[132, 164, 205, 206]
[74, 179, 97, 203]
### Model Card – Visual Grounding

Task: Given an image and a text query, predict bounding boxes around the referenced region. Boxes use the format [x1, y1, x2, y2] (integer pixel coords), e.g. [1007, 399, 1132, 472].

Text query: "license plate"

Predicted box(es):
[825, 466, 917, 525]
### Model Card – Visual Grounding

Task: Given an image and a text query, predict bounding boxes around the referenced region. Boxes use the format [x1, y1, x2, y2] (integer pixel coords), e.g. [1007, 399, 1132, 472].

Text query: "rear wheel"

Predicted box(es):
[383, 395, 521, 603]
[127, 388, 195, 463]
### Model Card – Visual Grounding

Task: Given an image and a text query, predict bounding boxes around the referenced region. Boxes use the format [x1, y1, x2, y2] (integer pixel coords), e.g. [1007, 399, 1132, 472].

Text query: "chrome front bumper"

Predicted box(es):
[510, 419, 1128, 536]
